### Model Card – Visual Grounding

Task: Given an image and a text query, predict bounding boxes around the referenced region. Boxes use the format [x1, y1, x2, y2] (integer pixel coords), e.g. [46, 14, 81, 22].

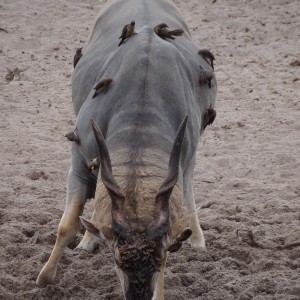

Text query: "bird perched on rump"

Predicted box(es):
[73, 47, 83, 68]
[202, 105, 216, 130]
[199, 65, 214, 89]
[118, 21, 136, 46]
[198, 48, 215, 70]
[153, 23, 184, 40]
[92, 78, 113, 98]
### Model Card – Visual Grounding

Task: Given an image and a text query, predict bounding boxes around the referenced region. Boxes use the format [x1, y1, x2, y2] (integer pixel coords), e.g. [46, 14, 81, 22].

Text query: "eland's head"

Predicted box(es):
[80, 117, 192, 299]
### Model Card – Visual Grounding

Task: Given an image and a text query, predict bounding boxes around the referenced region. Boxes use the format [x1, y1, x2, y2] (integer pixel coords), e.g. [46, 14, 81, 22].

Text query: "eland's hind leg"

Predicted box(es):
[36, 167, 95, 287]
[183, 157, 206, 249]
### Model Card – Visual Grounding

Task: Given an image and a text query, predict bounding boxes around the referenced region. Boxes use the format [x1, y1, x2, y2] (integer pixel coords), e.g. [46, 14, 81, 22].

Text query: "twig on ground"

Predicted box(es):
[0, 27, 9, 33]
[277, 240, 300, 250]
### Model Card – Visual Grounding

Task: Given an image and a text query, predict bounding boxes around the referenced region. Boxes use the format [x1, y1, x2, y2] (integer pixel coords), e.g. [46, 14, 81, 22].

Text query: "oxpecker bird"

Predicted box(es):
[153, 23, 184, 40]
[198, 48, 215, 70]
[199, 66, 214, 89]
[88, 157, 100, 172]
[73, 48, 83, 68]
[202, 106, 216, 130]
[92, 78, 113, 98]
[65, 130, 80, 145]
[118, 21, 136, 46]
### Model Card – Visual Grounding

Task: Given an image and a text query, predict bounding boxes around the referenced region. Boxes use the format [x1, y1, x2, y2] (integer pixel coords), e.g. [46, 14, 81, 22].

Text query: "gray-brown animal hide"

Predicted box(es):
[37, 0, 217, 297]
[71, 0, 216, 219]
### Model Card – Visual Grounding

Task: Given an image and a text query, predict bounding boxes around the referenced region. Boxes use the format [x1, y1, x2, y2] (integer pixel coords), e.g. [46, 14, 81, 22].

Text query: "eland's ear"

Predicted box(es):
[168, 212, 193, 240]
[167, 228, 192, 253]
[80, 216, 113, 241]
[166, 213, 194, 252]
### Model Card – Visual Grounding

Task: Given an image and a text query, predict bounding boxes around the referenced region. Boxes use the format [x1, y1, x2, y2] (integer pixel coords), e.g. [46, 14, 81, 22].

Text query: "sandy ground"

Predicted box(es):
[1, 0, 300, 299]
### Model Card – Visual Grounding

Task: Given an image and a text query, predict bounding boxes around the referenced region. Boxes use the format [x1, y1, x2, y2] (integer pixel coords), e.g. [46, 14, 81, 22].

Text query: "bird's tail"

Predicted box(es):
[168, 29, 184, 36]
[167, 35, 175, 40]
[92, 90, 98, 98]
[118, 40, 124, 47]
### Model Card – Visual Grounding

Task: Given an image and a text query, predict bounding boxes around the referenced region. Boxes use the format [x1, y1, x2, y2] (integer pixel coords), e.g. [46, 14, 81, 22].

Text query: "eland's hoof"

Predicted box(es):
[76, 239, 98, 253]
[36, 266, 56, 288]
[190, 240, 207, 250]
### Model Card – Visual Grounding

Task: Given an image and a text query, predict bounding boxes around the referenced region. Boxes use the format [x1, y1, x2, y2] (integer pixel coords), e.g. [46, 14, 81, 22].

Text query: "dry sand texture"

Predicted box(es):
[0, 0, 300, 299]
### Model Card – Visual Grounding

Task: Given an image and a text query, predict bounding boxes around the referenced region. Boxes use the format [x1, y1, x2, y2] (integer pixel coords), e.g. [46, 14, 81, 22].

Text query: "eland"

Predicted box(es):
[36, 0, 217, 298]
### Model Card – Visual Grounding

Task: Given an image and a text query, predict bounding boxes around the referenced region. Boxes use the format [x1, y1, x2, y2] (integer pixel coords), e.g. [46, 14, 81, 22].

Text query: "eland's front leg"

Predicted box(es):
[153, 253, 168, 300]
[36, 168, 95, 287]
